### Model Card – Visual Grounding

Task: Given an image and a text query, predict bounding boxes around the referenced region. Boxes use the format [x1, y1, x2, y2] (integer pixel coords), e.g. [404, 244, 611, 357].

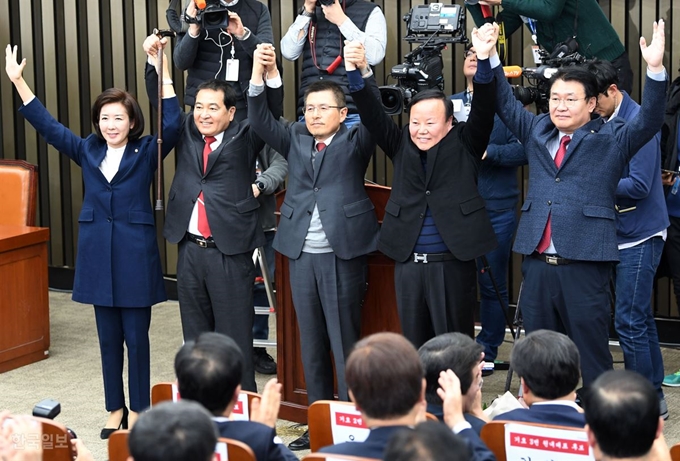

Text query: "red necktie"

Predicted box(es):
[197, 136, 216, 239]
[316, 142, 326, 152]
[536, 135, 571, 254]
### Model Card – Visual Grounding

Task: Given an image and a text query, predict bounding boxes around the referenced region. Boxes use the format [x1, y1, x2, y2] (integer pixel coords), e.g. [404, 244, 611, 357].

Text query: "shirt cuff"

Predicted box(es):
[236, 27, 251, 41]
[266, 74, 283, 88]
[647, 67, 667, 81]
[188, 28, 200, 39]
[248, 82, 265, 97]
[451, 421, 472, 435]
[489, 54, 502, 69]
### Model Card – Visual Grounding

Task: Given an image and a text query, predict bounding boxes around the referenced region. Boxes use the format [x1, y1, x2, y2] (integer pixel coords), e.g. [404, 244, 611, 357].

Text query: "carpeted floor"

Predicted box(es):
[2, 291, 680, 460]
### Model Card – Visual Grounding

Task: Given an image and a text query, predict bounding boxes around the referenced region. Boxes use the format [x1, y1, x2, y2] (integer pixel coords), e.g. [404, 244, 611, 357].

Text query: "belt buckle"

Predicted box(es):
[414, 253, 428, 264]
[546, 255, 559, 266]
[196, 237, 208, 248]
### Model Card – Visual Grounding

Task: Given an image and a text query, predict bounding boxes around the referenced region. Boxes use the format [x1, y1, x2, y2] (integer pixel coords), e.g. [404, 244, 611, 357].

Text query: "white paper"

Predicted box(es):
[505, 423, 594, 461]
[230, 392, 250, 421]
[329, 403, 370, 444]
[214, 442, 229, 461]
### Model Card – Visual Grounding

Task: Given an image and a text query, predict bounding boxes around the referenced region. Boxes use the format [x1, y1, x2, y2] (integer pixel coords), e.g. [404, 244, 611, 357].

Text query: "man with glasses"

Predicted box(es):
[247, 44, 378, 451]
[484, 20, 667, 388]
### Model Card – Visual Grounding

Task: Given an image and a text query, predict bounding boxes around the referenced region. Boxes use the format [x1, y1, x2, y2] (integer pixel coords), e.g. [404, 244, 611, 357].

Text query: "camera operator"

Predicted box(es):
[467, 0, 633, 94]
[346, 25, 498, 350]
[450, 45, 526, 375]
[280, 0, 386, 127]
[174, 0, 273, 117]
[486, 19, 667, 388]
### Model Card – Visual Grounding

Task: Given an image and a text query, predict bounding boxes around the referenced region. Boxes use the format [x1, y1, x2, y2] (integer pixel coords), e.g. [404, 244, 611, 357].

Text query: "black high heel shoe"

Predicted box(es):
[100, 406, 129, 440]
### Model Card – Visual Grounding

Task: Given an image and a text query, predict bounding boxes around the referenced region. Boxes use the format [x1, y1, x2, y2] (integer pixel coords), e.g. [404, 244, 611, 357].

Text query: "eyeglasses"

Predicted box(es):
[303, 105, 344, 114]
[549, 97, 587, 108]
[464, 50, 477, 59]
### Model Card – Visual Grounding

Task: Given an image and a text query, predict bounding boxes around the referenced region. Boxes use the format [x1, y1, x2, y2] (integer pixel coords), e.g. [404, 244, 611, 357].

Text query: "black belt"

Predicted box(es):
[413, 252, 455, 263]
[531, 252, 573, 266]
[186, 233, 217, 248]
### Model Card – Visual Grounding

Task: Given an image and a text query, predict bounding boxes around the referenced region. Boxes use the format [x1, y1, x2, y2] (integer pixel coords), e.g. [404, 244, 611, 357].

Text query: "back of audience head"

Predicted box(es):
[418, 333, 483, 406]
[583, 370, 661, 459]
[384, 421, 471, 461]
[511, 329, 580, 401]
[128, 400, 217, 461]
[174, 332, 243, 415]
[345, 332, 424, 420]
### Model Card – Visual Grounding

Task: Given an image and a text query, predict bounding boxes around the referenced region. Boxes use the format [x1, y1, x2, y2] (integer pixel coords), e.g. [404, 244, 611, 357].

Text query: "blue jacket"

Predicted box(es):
[450, 91, 526, 211]
[492, 62, 667, 262]
[19, 96, 181, 307]
[214, 420, 297, 461]
[494, 404, 585, 428]
[613, 91, 669, 244]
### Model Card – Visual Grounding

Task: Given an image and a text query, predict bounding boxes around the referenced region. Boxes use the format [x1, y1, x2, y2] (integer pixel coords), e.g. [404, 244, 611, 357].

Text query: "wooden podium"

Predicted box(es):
[275, 184, 401, 423]
[0, 225, 50, 373]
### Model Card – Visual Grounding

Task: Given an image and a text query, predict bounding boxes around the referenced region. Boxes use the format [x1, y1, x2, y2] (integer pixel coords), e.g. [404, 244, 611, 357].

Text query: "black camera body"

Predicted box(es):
[317, 0, 337, 5]
[379, 3, 468, 115]
[186, 0, 230, 30]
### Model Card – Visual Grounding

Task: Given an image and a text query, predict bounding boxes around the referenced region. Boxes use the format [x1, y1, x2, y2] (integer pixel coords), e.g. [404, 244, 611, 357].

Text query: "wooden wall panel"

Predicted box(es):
[1, 0, 679, 315]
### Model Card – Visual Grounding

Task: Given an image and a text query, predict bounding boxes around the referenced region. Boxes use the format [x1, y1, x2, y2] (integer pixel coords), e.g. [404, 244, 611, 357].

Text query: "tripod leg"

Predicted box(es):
[504, 280, 525, 393]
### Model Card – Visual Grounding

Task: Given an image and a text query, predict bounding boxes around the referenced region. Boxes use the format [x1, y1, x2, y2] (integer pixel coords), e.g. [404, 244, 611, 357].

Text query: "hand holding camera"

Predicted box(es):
[320, 0, 348, 27]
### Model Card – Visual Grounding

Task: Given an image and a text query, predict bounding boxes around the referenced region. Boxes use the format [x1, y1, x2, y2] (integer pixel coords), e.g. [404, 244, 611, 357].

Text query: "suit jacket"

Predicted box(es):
[492, 64, 667, 261]
[319, 424, 495, 461]
[19, 96, 181, 307]
[247, 88, 379, 261]
[351, 74, 498, 263]
[214, 420, 297, 461]
[145, 64, 282, 255]
[494, 404, 586, 428]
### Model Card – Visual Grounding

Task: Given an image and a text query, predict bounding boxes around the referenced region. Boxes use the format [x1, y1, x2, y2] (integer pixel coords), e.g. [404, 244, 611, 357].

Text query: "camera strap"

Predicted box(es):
[308, 0, 346, 74]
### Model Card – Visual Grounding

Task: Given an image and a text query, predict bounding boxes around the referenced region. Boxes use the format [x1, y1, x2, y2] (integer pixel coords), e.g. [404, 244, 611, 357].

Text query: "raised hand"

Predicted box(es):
[470, 22, 499, 59]
[5, 44, 27, 83]
[343, 41, 367, 72]
[322, 0, 348, 26]
[640, 19, 665, 73]
[436, 369, 466, 429]
[250, 378, 282, 428]
[227, 12, 245, 38]
[252, 43, 277, 81]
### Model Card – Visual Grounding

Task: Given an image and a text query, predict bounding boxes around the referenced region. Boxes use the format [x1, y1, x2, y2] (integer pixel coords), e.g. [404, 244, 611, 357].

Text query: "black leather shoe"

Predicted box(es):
[100, 406, 129, 440]
[253, 347, 277, 375]
[289, 430, 310, 451]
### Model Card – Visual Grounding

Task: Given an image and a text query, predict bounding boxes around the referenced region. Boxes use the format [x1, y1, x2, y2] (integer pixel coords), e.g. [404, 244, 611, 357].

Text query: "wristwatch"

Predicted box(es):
[299, 6, 313, 17]
[255, 181, 266, 192]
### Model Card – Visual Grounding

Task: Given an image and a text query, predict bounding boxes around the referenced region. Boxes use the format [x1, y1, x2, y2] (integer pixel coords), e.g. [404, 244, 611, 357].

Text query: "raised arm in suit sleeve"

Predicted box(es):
[349, 70, 403, 159]
[490, 54, 537, 144]
[462, 57, 497, 160]
[616, 134, 660, 199]
[247, 85, 292, 159]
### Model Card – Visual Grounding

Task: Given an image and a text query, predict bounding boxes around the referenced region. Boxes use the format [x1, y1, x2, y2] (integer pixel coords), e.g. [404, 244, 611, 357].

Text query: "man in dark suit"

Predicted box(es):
[144, 34, 283, 392]
[494, 330, 585, 428]
[486, 20, 668, 387]
[419, 333, 488, 434]
[347, 26, 498, 349]
[174, 332, 298, 461]
[247, 44, 378, 450]
[319, 332, 495, 461]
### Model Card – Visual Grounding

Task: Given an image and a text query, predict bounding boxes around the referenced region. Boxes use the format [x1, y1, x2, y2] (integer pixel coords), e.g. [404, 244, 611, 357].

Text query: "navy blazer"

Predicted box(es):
[19, 96, 181, 307]
[495, 404, 586, 428]
[247, 88, 379, 261]
[319, 425, 496, 461]
[493, 64, 667, 262]
[214, 420, 297, 461]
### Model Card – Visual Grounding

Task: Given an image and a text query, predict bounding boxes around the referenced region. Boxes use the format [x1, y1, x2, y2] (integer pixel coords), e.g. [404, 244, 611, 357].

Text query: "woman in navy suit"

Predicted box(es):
[5, 41, 181, 438]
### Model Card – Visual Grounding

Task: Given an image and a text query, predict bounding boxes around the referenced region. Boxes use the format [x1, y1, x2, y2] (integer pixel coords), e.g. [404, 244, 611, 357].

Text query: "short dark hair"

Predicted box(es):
[585, 59, 620, 94]
[303, 80, 347, 108]
[174, 332, 243, 415]
[583, 370, 659, 458]
[418, 333, 483, 405]
[549, 66, 600, 100]
[511, 330, 580, 400]
[91, 88, 144, 142]
[345, 332, 423, 420]
[408, 89, 454, 121]
[196, 79, 238, 108]
[384, 421, 471, 461]
[129, 400, 217, 461]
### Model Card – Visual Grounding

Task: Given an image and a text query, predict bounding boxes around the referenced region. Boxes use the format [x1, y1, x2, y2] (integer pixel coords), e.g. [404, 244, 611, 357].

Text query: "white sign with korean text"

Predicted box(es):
[329, 403, 370, 444]
[214, 442, 228, 461]
[505, 423, 595, 461]
[171, 383, 181, 402]
[230, 393, 250, 421]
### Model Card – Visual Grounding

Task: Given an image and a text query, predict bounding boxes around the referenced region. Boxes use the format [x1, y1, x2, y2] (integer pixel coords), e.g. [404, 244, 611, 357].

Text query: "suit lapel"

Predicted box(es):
[110, 144, 139, 184]
[204, 123, 239, 176]
[299, 134, 315, 181]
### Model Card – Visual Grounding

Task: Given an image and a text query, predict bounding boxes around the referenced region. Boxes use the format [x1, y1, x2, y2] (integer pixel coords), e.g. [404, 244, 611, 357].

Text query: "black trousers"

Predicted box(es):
[288, 252, 367, 404]
[520, 256, 614, 387]
[176, 239, 257, 391]
[395, 257, 477, 349]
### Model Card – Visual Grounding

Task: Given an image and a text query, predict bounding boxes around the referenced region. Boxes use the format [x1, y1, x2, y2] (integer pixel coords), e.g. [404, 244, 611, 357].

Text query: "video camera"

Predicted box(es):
[379, 3, 467, 115]
[185, 0, 230, 30]
[508, 37, 589, 113]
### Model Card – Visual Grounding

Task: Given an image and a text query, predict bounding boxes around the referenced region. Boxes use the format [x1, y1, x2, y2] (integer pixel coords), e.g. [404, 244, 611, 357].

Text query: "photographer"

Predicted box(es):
[468, 0, 633, 94]
[174, 0, 273, 117]
[280, 0, 386, 126]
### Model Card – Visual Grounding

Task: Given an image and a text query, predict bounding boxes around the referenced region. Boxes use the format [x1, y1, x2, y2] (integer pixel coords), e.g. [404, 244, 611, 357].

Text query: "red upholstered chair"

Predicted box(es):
[0, 159, 39, 226]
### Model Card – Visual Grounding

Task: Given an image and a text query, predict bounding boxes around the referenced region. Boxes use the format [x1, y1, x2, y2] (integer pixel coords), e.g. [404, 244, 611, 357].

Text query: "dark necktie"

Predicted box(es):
[536, 135, 571, 254]
[313, 142, 326, 171]
[197, 135, 216, 238]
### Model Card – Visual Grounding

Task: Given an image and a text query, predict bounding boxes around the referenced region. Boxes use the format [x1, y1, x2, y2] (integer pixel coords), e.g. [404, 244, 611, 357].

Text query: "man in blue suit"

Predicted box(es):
[174, 332, 298, 461]
[318, 332, 495, 461]
[494, 330, 585, 428]
[586, 59, 669, 420]
[484, 19, 668, 387]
